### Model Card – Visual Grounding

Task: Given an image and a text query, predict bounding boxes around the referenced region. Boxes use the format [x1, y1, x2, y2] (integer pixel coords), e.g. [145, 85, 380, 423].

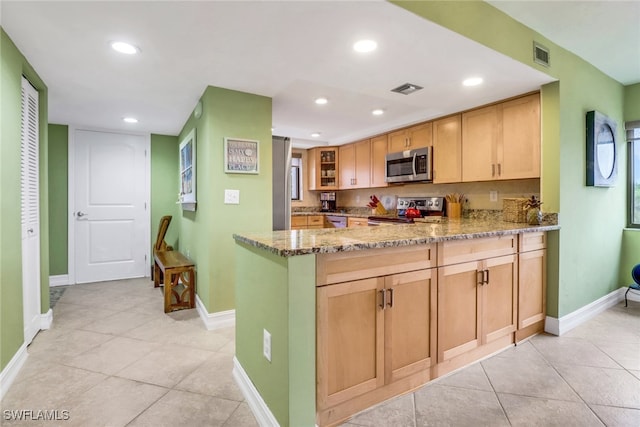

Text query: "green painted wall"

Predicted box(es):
[177, 86, 272, 313]
[235, 243, 316, 427]
[150, 134, 180, 257]
[620, 85, 640, 286]
[393, 1, 628, 318]
[48, 124, 68, 275]
[1, 28, 49, 371]
[625, 83, 640, 120]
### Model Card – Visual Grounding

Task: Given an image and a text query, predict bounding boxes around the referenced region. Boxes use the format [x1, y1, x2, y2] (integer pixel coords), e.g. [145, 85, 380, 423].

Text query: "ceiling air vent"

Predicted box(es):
[533, 42, 550, 67]
[391, 83, 423, 95]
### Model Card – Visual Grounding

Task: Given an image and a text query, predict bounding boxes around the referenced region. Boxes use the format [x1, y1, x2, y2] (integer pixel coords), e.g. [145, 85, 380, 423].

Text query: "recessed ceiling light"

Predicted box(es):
[372, 109, 384, 116]
[315, 97, 328, 105]
[111, 41, 139, 55]
[311, 132, 321, 138]
[463, 77, 483, 87]
[123, 117, 138, 123]
[353, 39, 377, 53]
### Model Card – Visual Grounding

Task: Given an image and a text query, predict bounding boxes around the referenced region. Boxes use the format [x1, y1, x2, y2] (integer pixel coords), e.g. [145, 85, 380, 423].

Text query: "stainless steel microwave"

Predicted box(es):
[385, 147, 432, 183]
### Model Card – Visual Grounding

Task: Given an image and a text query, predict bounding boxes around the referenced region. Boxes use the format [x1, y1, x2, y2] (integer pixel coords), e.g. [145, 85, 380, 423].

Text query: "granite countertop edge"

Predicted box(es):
[233, 222, 560, 258]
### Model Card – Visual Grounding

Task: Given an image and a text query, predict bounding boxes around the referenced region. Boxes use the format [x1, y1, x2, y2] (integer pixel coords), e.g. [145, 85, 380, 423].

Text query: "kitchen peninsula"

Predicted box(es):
[233, 219, 559, 427]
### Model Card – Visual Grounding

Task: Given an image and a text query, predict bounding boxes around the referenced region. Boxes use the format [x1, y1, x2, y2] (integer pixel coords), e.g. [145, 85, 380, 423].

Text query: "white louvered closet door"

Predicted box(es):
[21, 76, 41, 344]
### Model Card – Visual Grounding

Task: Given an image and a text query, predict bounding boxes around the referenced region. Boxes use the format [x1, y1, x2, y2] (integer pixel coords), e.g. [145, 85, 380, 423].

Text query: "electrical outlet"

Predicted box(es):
[185, 249, 190, 258]
[489, 190, 498, 202]
[263, 329, 271, 362]
[224, 189, 240, 204]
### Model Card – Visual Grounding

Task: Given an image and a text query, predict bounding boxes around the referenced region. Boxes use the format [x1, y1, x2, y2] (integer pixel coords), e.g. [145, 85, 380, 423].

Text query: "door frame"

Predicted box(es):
[67, 125, 151, 285]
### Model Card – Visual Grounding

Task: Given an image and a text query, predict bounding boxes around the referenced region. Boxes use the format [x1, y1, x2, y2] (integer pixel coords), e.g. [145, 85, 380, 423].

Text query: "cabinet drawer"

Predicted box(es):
[437, 235, 516, 266]
[291, 216, 307, 228]
[317, 244, 435, 286]
[308, 216, 324, 227]
[519, 232, 546, 252]
[348, 217, 369, 227]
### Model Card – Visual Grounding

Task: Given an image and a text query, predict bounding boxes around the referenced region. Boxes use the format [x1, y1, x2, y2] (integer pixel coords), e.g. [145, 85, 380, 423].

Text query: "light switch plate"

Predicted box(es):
[489, 191, 498, 202]
[224, 189, 240, 204]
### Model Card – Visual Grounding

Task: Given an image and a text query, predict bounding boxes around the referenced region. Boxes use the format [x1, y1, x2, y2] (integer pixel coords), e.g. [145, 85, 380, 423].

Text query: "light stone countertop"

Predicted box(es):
[233, 218, 560, 257]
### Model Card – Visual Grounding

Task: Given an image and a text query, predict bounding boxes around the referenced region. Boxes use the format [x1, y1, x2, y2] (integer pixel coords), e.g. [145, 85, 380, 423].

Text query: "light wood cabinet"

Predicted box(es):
[436, 235, 517, 366]
[291, 215, 325, 230]
[291, 216, 308, 230]
[432, 115, 462, 184]
[317, 277, 384, 409]
[308, 147, 339, 190]
[517, 232, 546, 342]
[316, 269, 436, 411]
[307, 215, 324, 229]
[339, 139, 370, 189]
[370, 135, 388, 188]
[388, 122, 432, 153]
[347, 217, 369, 227]
[462, 94, 540, 182]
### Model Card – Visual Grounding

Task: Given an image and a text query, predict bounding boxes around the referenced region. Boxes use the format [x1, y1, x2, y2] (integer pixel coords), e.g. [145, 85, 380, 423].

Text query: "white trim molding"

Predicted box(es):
[40, 309, 53, 330]
[0, 343, 28, 400]
[233, 357, 279, 427]
[195, 294, 235, 331]
[545, 286, 627, 336]
[49, 275, 69, 287]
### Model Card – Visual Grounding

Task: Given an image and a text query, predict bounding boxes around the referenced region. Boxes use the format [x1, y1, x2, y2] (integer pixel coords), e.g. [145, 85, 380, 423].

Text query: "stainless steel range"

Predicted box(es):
[368, 196, 445, 225]
[396, 196, 445, 218]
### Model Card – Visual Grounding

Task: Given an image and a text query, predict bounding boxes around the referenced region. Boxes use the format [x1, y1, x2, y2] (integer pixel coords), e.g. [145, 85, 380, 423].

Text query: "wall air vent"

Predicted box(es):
[391, 83, 423, 95]
[533, 42, 550, 67]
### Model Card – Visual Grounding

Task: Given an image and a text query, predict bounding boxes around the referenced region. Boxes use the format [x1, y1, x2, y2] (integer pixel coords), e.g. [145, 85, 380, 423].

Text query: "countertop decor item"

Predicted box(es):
[503, 198, 528, 223]
[523, 195, 543, 225]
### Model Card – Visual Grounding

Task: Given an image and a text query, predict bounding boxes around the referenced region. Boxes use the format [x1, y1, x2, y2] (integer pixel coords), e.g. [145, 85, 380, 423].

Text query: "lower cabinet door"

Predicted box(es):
[518, 249, 546, 330]
[384, 269, 436, 383]
[482, 254, 517, 345]
[316, 277, 384, 409]
[437, 261, 482, 362]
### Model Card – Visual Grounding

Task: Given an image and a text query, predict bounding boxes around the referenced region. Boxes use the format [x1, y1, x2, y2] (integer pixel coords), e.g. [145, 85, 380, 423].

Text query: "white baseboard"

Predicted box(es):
[195, 294, 235, 331]
[232, 357, 279, 427]
[49, 274, 69, 287]
[0, 343, 28, 400]
[545, 286, 627, 336]
[40, 308, 53, 330]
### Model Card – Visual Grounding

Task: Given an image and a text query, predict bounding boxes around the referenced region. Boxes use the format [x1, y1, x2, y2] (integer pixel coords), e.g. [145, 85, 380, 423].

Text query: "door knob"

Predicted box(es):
[76, 211, 87, 218]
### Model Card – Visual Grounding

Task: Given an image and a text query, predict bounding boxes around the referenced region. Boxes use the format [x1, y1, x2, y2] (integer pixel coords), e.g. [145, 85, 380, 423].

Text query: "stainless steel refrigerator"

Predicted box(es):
[272, 135, 291, 230]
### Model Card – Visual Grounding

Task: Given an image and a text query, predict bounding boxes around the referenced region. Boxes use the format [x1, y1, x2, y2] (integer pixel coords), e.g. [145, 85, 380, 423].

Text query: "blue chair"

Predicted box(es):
[625, 263, 640, 307]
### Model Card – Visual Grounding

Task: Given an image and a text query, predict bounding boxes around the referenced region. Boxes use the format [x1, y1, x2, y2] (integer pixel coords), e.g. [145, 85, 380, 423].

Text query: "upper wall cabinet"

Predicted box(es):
[339, 139, 371, 189]
[370, 135, 389, 188]
[462, 94, 540, 182]
[309, 147, 339, 190]
[432, 115, 462, 184]
[388, 122, 432, 153]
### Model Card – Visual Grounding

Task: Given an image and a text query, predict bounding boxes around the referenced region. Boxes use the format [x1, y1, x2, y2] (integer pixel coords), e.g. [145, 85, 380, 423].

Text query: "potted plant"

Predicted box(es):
[523, 196, 543, 225]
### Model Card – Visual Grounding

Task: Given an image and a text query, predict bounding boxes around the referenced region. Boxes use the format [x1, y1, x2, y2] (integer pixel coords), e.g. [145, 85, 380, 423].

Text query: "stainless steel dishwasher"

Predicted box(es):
[325, 215, 347, 228]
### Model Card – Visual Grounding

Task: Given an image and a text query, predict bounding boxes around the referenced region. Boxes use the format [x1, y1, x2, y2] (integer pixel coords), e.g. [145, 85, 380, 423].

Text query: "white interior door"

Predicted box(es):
[21, 77, 41, 344]
[73, 129, 148, 284]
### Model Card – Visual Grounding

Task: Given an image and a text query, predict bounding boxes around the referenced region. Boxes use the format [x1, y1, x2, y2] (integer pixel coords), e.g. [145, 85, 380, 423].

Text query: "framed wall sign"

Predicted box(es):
[179, 128, 197, 210]
[224, 137, 259, 174]
[586, 110, 617, 187]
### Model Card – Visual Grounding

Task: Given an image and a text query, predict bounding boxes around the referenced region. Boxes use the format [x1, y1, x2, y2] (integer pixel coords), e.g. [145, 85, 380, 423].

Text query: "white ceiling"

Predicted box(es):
[1, 1, 635, 147]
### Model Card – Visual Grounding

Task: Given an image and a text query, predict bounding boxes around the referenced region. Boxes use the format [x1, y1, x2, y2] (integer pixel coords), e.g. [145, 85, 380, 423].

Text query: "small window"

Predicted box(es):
[291, 154, 303, 201]
[628, 121, 640, 227]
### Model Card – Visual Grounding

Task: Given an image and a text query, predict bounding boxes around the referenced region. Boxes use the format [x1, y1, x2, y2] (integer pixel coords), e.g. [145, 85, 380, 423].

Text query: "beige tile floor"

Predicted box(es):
[2, 278, 639, 426]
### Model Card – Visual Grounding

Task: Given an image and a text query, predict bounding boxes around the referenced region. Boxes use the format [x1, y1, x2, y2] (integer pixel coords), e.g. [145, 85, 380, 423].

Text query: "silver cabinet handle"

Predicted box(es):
[485, 269, 490, 285]
[491, 164, 496, 177]
[379, 289, 387, 309]
[497, 163, 502, 176]
[387, 288, 394, 308]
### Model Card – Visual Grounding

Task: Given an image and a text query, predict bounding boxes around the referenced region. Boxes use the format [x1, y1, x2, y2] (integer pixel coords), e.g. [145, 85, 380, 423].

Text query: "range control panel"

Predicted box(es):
[397, 197, 445, 216]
